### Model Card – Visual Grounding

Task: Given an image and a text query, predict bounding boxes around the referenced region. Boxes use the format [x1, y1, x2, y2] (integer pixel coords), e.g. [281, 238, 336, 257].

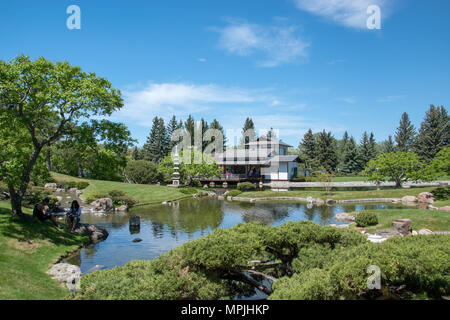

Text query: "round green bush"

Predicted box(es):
[124, 160, 162, 184]
[355, 211, 378, 227]
[237, 182, 256, 192]
[226, 190, 242, 197]
[179, 187, 198, 195]
[431, 186, 450, 201]
[76, 181, 90, 190]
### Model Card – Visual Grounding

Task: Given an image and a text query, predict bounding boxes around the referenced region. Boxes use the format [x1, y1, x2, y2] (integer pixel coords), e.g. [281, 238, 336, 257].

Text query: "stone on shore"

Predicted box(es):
[418, 192, 435, 204]
[334, 212, 355, 222]
[315, 198, 325, 206]
[418, 228, 433, 235]
[392, 219, 412, 235]
[46, 263, 81, 291]
[91, 198, 114, 212]
[375, 229, 402, 238]
[438, 206, 450, 212]
[44, 183, 57, 190]
[116, 204, 128, 212]
[401, 196, 418, 203]
[217, 195, 224, 201]
[326, 199, 336, 205]
[227, 196, 233, 201]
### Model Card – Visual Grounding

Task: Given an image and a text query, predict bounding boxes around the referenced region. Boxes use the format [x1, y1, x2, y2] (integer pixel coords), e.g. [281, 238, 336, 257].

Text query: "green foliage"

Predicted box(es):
[363, 152, 425, 187]
[431, 186, 450, 201]
[108, 190, 138, 207]
[237, 182, 256, 192]
[355, 211, 378, 227]
[142, 117, 168, 163]
[315, 130, 338, 173]
[226, 190, 242, 197]
[23, 186, 58, 209]
[395, 112, 416, 152]
[124, 160, 161, 185]
[191, 180, 202, 188]
[76, 181, 90, 190]
[179, 187, 198, 195]
[426, 147, 450, 179]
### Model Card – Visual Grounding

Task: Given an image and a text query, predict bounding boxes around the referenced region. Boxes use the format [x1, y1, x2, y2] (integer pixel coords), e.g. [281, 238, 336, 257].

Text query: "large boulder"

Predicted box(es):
[72, 223, 109, 243]
[334, 212, 355, 222]
[44, 183, 57, 190]
[401, 196, 418, 203]
[315, 198, 325, 206]
[418, 228, 433, 235]
[46, 263, 81, 291]
[418, 192, 435, 204]
[392, 219, 412, 236]
[326, 199, 336, 205]
[90, 198, 114, 212]
[438, 206, 450, 212]
[116, 204, 128, 212]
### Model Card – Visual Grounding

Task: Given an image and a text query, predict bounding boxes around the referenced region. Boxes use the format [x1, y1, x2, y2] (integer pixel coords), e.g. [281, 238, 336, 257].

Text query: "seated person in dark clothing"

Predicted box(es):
[33, 198, 62, 228]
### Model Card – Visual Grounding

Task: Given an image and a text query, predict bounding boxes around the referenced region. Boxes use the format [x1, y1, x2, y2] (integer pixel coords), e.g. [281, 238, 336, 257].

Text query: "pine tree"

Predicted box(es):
[184, 115, 195, 148]
[315, 130, 338, 173]
[209, 119, 227, 151]
[199, 118, 209, 152]
[415, 105, 449, 161]
[241, 117, 256, 147]
[341, 137, 360, 175]
[395, 112, 416, 152]
[167, 115, 179, 152]
[368, 132, 377, 158]
[337, 131, 349, 171]
[358, 131, 371, 170]
[142, 117, 167, 163]
[299, 129, 316, 170]
[378, 135, 396, 154]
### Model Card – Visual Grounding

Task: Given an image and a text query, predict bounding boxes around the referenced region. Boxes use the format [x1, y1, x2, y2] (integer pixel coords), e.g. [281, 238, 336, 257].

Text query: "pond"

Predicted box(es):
[65, 197, 410, 274]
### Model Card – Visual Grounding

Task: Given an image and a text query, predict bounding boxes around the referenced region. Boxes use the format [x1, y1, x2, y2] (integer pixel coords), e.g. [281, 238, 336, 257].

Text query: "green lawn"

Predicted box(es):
[0, 200, 88, 300]
[51, 172, 191, 205]
[331, 176, 367, 182]
[348, 208, 450, 233]
[239, 187, 437, 201]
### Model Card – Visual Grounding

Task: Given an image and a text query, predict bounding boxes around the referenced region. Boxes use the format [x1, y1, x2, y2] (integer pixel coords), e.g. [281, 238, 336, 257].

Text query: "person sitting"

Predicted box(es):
[33, 198, 62, 228]
[67, 200, 81, 233]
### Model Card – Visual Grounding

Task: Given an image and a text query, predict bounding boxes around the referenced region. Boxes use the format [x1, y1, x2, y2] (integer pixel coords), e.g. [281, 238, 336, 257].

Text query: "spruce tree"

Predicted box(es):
[315, 130, 338, 173]
[415, 105, 449, 161]
[241, 117, 256, 147]
[368, 132, 377, 158]
[167, 115, 179, 152]
[142, 116, 167, 163]
[378, 135, 396, 154]
[209, 119, 227, 151]
[341, 137, 360, 175]
[184, 115, 195, 148]
[300, 129, 317, 170]
[395, 112, 416, 152]
[358, 131, 371, 170]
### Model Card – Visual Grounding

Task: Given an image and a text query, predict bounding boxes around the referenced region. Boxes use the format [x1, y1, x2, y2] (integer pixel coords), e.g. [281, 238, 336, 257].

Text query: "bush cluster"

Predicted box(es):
[179, 187, 198, 195]
[355, 211, 378, 227]
[237, 182, 256, 192]
[66, 181, 90, 190]
[88, 190, 138, 208]
[225, 190, 242, 197]
[124, 160, 161, 185]
[431, 186, 450, 201]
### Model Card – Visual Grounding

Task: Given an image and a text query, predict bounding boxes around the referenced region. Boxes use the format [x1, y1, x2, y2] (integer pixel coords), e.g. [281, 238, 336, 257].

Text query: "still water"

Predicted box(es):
[66, 198, 408, 274]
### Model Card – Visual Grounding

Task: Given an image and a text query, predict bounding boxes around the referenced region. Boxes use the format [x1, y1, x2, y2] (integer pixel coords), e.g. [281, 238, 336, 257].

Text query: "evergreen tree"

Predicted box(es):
[415, 105, 449, 161]
[241, 117, 256, 147]
[184, 115, 195, 148]
[337, 131, 350, 171]
[209, 119, 227, 151]
[358, 131, 376, 171]
[267, 127, 278, 140]
[199, 118, 209, 152]
[395, 112, 416, 152]
[132, 146, 143, 160]
[368, 132, 377, 158]
[315, 130, 338, 173]
[142, 116, 167, 163]
[167, 115, 179, 152]
[341, 137, 360, 175]
[299, 129, 317, 170]
[378, 135, 396, 154]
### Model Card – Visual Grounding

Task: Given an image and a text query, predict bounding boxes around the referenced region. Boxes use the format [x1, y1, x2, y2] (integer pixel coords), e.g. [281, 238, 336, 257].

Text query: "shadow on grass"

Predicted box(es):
[0, 206, 87, 247]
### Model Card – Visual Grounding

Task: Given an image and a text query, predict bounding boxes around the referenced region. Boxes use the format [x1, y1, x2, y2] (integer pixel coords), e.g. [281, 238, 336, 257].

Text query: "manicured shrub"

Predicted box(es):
[124, 160, 162, 184]
[113, 195, 138, 208]
[355, 211, 378, 227]
[291, 175, 306, 182]
[76, 181, 90, 190]
[190, 180, 202, 188]
[108, 190, 126, 198]
[66, 181, 78, 189]
[179, 187, 198, 195]
[226, 190, 242, 197]
[237, 182, 256, 192]
[431, 186, 450, 201]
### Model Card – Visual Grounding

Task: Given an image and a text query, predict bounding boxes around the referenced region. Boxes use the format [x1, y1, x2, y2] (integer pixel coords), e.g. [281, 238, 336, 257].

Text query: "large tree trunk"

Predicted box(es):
[8, 186, 24, 216]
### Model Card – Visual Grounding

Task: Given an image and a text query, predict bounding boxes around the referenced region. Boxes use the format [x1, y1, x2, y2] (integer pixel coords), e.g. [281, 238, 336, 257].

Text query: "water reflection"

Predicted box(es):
[69, 198, 409, 273]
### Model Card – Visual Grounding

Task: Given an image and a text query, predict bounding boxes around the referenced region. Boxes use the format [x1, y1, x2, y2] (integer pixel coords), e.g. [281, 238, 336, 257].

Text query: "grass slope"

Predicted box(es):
[0, 201, 88, 300]
[349, 208, 450, 233]
[51, 172, 190, 205]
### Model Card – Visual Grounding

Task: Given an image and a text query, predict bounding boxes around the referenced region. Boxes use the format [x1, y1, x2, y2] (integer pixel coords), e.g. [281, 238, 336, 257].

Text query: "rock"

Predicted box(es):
[375, 229, 402, 238]
[129, 216, 140, 227]
[44, 183, 57, 190]
[90, 198, 114, 212]
[72, 223, 109, 243]
[334, 212, 356, 222]
[217, 195, 224, 201]
[306, 196, 314, 204]
[401, 196, 418, 203]
[192, 193, 198, 198]
[55, 188, 65, 193]
[75, 190, 83, 197]
[326, 199, 336, 205]
[223, 182, 228, 188]
[162, 201, 168, 205]
[227, 196, 233, 201]
[46, 263, 81, 291]
[132, 238, 142, 243]
[392, 219, 412, 236]
[209, 182, 215, 188]
[315, 198, 325, 206]
[56, 196, 63, 201]
[68, 188, 78, 193]
[366, 234, 388, 243]
[438, 206, 450, 212]
[117, 205, 128, 212]
[418, 228, 433, 235]
[203, 185, 208, 189]
[329, 224, 349, 229]
[418, 192, 434, 204]
[412, 230, 418, 235]
[355, 227, 365, 232]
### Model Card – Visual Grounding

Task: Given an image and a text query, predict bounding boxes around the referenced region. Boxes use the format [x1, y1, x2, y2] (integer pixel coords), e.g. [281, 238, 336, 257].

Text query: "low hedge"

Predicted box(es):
[355, 211, 378, 227]
[226, 190, 242, 197]
[237, 182, 256, 192]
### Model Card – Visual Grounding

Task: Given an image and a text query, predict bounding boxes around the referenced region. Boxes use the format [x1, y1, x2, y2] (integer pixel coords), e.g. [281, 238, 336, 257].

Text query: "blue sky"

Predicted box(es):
[1, 0, 449, 147]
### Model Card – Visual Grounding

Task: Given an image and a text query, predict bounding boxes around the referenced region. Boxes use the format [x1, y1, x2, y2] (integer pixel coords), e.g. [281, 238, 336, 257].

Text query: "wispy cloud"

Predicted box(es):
[212, 18, 310, 67]
[335, 96, 357, 104]
[197, 58, 207, 63]
[377, 95, 407, 103]
[328, 58, 345, 65]
[293, 0, 391, 29]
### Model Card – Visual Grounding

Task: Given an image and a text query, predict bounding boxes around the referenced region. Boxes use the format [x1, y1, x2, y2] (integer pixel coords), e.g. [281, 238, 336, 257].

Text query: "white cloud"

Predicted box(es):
[116, 83, 283, 127]
[335, 96, 356, 104]
[197, 58, 207, 63]
[293, 0, 390, 29]
[377, 95, 406, 103]
[214, 19, 310, 67]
